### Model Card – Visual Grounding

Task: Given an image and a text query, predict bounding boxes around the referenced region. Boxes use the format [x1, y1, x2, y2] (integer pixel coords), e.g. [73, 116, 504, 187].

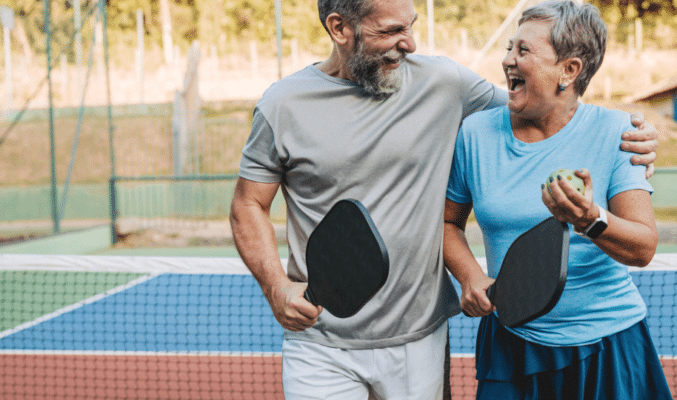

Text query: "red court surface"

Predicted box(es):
[1, 355, 284, 400]
[2, 355, 675, 399]
[1, 256, 675, 399]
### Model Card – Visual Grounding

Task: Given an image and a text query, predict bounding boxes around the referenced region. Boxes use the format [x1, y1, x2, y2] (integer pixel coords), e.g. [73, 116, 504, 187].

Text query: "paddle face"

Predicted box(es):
[488, 217, 569, 328]
[304, 199, 389, 318]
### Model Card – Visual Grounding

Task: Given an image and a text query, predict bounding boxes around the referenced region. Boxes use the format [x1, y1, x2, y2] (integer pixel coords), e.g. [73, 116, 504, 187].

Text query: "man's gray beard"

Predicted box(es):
[347, 39, 404, 100]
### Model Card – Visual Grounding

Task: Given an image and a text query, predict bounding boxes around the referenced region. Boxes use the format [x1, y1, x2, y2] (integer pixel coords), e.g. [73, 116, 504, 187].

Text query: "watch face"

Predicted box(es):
[586, 221, 608, 239]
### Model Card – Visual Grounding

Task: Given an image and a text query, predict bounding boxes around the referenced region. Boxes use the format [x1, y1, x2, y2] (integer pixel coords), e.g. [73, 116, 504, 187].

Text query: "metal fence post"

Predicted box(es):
[45, 0, 60, 234]
[109, 176, 118, 245]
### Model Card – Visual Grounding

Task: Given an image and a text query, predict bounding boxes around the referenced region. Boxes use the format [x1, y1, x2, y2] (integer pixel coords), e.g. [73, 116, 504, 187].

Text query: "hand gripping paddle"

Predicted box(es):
[465, 217, 569, 328]
[304, 199, 389, 318]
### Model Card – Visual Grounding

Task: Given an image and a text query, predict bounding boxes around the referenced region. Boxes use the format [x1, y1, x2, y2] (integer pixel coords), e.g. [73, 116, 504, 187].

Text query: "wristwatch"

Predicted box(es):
[575, 206, 608, 240]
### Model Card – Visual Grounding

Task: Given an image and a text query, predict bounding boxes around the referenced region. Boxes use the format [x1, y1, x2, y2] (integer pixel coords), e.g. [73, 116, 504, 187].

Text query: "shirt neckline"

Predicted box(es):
[503, 102, 586, 154]
[308, 63, 360, 86]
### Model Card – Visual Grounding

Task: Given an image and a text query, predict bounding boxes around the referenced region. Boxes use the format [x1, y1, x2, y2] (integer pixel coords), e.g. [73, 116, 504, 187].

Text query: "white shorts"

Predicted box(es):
[282, 323, 449, 400]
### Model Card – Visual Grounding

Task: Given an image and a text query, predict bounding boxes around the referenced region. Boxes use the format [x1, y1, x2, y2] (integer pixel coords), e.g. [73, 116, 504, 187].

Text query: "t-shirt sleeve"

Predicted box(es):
[455, 62, 508, 119]
[238, 107, 284, 183]
[446, 124, 473, 204]
[609, 123, 653, 200]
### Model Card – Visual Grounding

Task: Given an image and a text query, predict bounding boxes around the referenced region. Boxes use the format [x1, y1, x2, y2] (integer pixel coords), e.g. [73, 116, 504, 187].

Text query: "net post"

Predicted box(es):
[102, 0, 116, 245]
[275, 0, 282, 80]
[45, 0, 60, 234]
[109, 176, 118, 245]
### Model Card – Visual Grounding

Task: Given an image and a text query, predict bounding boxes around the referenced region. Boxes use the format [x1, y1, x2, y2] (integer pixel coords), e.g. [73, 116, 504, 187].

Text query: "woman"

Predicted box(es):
[443, 1, 672, 399]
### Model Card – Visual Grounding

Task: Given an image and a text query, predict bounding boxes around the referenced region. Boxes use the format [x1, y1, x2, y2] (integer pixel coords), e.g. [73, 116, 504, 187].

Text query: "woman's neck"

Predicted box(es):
[511, 100, 579, 143]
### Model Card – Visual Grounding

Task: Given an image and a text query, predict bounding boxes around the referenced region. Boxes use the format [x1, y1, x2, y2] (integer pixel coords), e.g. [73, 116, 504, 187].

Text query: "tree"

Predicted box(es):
[1, 0, 676, 66]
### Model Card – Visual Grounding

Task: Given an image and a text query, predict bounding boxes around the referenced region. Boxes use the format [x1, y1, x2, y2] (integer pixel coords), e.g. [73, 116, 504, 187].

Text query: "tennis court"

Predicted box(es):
[1, 252, 675, 399]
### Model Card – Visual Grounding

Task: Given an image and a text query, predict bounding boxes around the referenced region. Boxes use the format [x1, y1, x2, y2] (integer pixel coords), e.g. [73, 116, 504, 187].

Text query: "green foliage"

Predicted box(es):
[1, 0, 88, 63]
[0, 0, 675, 64]
[412, 0, 519, 48]
[590, 0, 677, 47]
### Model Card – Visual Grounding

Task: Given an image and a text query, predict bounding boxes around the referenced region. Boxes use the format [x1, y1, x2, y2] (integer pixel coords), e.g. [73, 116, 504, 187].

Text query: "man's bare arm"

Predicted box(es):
[230, 178, 321, 331]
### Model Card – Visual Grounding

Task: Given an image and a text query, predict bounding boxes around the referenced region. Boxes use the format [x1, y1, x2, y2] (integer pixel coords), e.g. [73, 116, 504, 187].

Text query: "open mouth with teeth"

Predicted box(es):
[509, 77, 526, 92]
[382, 55, 405, 68]
[383, 59, 401, 66]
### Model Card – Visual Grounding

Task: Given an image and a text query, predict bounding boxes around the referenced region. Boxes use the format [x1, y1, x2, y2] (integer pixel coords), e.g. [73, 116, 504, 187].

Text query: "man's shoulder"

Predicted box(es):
[404, 54, 462, 73]
[403, 55, 496, 101]
[261, 66, 320, 96]
[256, 66, 317, 113]
[258, 65, 358, 111]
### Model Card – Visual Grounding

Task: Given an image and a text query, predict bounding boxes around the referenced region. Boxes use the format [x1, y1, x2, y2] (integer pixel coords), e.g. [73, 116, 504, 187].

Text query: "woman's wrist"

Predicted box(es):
[575, 205, 609, 240]
[574, 204, 599, 233]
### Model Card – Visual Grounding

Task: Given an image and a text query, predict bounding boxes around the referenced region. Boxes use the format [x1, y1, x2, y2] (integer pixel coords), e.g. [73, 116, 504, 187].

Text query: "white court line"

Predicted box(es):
[0, 273, 157, 340]
[1, 254, 675, 273]
[449, 353, 475, 358]
[0, 254, 288, 274]
[0, 350, 672, 361]
[0, 349, 282, 357]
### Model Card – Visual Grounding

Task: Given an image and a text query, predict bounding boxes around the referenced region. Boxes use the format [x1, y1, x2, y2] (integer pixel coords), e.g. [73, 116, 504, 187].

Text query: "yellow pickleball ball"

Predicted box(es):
[547, 169, 585, 196]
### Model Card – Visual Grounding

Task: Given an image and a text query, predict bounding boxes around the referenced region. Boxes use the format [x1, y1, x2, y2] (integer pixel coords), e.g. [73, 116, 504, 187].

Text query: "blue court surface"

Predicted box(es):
[0, 254, 675, 400]
[1, 267, 675, 357]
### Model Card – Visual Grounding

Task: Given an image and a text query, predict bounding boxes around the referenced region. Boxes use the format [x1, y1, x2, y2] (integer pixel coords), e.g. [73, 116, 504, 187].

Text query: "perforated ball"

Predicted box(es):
[547, 169, 585, 196]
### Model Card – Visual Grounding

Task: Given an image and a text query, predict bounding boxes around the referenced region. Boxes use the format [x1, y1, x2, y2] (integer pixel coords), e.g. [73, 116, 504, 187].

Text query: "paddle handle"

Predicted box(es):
[304, 288, 317, 306]
[486, 284, 495, 301]
[461, 284, 495, 317]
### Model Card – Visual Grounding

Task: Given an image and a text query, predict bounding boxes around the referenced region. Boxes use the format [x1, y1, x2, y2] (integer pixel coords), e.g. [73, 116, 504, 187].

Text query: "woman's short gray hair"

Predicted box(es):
[519, 0, 607, 95]
[318, 0, 375, 34]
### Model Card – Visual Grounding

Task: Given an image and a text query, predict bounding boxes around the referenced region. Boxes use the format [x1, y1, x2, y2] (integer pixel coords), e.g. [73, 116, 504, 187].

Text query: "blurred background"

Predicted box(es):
[0, 0, 675, 255]
[0, 2, 675, 399]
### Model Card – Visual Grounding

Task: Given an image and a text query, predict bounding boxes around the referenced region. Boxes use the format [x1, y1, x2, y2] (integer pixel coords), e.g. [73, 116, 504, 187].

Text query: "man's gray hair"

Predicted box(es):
[519, 0, 607, 95]
[318, 0, 375, 34]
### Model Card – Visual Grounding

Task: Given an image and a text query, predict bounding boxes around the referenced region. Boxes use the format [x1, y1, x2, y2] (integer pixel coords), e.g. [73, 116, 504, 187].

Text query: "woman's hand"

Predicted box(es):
[542, 168, 599, 232]
[443, 199, 496, 317]
[542, 169, 657, 266]
[460, 273, 496, 317]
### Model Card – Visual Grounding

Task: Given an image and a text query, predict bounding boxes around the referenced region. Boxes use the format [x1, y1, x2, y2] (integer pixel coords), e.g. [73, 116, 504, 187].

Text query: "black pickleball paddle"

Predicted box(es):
[463, 217, 569, 328]
[488, 217, 569, 328]
[304, 199, 389, 318]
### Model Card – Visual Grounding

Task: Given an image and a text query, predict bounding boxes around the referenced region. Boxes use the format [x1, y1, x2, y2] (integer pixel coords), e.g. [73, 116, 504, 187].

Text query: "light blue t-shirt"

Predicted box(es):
[446, 103, 653, 346]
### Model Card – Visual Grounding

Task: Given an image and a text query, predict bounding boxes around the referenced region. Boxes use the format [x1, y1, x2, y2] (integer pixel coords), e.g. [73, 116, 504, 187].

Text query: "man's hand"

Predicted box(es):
[622, 112, 658, 178]
[266, 279, 323, 331]
[230, 177, 322, 331]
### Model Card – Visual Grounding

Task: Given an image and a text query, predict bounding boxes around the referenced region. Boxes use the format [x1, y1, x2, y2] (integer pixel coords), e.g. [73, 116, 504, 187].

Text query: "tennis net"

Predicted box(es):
[1, 254, 675, 399]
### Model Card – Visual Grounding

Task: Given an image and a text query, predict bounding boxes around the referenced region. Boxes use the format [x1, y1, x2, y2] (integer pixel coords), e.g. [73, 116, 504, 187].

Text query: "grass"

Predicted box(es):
[0, 47, 675, 244]
[0, 100, 254, 186]
[2, 100, 674, 187]
[1, 47, 675, 186]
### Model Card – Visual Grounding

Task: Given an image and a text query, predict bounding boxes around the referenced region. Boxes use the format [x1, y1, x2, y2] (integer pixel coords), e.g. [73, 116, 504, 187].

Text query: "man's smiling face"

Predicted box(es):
[347, 0, 418, 99]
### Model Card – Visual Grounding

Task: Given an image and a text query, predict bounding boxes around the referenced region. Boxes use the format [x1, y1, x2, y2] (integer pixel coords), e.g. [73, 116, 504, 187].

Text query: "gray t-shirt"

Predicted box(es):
[238, 54, 507, 350]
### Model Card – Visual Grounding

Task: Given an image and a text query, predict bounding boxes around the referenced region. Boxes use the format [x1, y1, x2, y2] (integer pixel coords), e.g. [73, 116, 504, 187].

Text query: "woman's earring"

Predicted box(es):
[559, 83, 566, 92]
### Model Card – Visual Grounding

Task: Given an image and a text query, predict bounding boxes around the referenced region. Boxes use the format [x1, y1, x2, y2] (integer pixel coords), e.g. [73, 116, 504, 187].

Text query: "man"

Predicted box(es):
[229, 0, 658, 398]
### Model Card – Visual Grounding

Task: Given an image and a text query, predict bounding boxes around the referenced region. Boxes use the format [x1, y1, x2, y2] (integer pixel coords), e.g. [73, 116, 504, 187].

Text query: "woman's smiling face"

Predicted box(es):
[502, 20, 563, 119]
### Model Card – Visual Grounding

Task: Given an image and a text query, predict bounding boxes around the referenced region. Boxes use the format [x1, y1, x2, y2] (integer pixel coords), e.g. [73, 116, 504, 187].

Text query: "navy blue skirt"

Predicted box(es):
[475, 313, 673, 400]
